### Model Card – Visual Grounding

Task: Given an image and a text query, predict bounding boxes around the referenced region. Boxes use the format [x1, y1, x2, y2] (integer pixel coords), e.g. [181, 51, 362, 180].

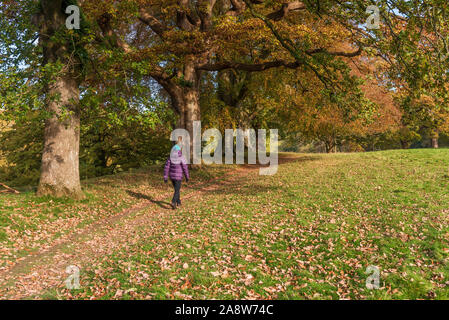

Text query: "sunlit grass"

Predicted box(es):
[40, 148, 449, 300]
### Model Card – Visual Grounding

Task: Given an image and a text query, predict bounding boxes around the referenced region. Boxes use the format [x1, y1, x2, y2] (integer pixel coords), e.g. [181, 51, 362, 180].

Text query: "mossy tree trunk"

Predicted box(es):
[36, 0, 84, 199]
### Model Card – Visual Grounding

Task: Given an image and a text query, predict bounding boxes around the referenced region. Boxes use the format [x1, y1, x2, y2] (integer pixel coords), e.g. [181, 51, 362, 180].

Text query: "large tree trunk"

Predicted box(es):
[181, 88, 201, 145]
[431, 130, 439, 149]
[37, 76, 82, 198]
[36, 0, 83, 199]
[175, 87, 201, 164]
[167, 57, 201, 164]
[324, 139, 335, 153]
[182, 57, 201, 137]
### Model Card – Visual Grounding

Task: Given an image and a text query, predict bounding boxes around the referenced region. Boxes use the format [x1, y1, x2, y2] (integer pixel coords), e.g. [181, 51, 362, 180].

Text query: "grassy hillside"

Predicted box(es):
[1, 149, 449, 299]
[0, 164, 231, 263]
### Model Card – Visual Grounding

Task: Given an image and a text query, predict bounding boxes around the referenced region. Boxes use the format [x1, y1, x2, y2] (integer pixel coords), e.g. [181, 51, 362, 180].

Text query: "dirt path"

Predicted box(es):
[0, 164, 262, 299]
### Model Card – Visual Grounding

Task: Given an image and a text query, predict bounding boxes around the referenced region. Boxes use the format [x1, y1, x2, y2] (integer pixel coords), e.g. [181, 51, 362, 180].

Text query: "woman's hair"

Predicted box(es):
[172, 136, 183, 152]
[173, 136, 182, 144]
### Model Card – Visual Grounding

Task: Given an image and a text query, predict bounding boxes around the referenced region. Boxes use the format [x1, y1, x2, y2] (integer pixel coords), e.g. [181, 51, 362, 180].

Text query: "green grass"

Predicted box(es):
[0, 164, 231, 269]
[4, 149, 449, 299]
[41, 148, 449, 300]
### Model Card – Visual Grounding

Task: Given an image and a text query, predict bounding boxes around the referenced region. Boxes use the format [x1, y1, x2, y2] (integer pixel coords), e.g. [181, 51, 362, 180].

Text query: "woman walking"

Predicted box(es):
[163, 139, 189, 209]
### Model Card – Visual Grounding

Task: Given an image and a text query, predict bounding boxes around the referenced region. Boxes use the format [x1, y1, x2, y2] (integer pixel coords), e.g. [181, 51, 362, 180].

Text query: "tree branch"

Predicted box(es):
[138, 7, 168, 38]
[97, 12, 131, 53]
[227, 0, 247, 17]
[227, 1, 304, 20]
[197, 60, 302, 72]
[266, 1, 306, 21]
[177, 0, 200, 31]
[0, 183, 20, 194]
[306, 46, 362, 57]
[96, 11, 175, 85]
[197, 0, 217, 31]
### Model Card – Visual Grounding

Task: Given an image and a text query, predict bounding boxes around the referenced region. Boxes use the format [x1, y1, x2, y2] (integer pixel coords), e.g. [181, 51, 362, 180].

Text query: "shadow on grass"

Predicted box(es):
[181, 155, 319, 197]
[186, 179, 285, 198]
[125, 155, 318, 204]
[126, 190, 172, 209]
[238, 155, 321, 169]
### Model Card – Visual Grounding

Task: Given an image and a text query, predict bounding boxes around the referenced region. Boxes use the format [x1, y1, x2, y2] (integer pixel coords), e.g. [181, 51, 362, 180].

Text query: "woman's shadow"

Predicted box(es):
[126, 190, 172, 209]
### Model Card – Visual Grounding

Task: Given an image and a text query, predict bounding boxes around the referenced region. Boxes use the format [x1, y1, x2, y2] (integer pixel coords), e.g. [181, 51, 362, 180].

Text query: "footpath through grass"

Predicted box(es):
[34, 149, 449, 300]
[0, 165, 231, 271]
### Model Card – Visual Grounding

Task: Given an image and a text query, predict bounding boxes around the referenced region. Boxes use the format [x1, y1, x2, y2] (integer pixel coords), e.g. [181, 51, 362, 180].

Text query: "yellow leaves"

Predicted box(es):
[215, 15, 239, 29]
[83, 0, 117, 19]
[214, 17, 278, 53]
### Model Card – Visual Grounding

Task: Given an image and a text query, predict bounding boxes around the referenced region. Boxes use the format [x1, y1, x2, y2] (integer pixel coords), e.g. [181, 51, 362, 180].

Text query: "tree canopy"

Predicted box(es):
[1, 0, 449, 196]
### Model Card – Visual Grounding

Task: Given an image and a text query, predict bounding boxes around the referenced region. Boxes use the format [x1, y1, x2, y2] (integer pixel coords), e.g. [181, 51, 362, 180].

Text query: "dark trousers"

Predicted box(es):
[171, 179, 182, 205]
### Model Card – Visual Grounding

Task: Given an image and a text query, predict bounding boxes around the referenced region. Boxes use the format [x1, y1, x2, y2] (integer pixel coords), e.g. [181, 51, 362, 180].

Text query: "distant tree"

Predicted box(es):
[400, 94, 449, 149]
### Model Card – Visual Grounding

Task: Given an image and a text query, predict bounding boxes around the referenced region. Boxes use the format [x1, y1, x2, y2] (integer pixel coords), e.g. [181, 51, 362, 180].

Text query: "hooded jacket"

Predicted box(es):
[163, 147, 189, 181]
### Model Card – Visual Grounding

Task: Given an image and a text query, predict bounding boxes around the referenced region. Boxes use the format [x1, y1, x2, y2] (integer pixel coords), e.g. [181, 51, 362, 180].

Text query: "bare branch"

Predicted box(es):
[0, 183, 20, 194]
[197, 0, 217, 31]
[97, 12, 131, 53]
[138, 8, 168, 38]
[306, 46, 362, 57]
[177, 0, 201, 31]
[227, 0, 246, 16]
[226, 0, 263, 17]
[266, 1, 306, 21]
[227, 1, 305, 20]
[197, 59, 302, 72]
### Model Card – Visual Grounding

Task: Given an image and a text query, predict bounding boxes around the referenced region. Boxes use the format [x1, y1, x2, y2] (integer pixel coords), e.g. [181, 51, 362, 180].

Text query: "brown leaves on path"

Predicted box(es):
[0, 162, 268, 299]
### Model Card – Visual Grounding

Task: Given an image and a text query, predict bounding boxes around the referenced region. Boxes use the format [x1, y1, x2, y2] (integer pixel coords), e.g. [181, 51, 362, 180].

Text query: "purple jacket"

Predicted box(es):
[164, 149, 189, 181]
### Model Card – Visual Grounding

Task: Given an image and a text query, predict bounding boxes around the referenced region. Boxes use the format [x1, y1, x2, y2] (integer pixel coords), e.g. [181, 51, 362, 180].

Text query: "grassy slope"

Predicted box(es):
[0, 165, 231, 270]
[2, 149, 449, 299]
[44, 149, 449, 300]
